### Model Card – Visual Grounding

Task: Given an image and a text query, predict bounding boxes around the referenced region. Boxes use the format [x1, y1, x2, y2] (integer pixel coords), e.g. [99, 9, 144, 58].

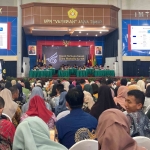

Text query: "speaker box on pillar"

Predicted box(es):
[136, 59, 141, 65]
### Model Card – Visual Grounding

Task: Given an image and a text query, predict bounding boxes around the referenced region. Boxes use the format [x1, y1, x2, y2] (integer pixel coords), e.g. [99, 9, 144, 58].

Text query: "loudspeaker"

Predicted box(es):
[136, 59, 141, 65]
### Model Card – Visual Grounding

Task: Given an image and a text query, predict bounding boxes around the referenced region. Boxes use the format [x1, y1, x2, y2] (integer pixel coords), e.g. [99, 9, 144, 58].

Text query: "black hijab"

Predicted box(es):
[90, 85, 117, 120]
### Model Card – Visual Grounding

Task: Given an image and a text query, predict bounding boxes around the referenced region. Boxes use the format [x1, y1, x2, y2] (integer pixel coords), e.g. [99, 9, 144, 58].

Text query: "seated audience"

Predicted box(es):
[80, 79, 86, 90]
[61, 79, 70, 92]
[91, 83, 98, 102]
[22, 81, 31, 102]
[125, 90, 150, 137]
[114, 79, 121, 97]
[9, 85, 19, 102]
[83, 84, 93, 95]
[137, 80, 146, 93]
[11, 80, 16, 86]
[144, 85, 150, 112]
[55, 85, 67, 116]
[50, 84, 64, 111]
[0, 96, 16, 150]
[114, 86, 128, 111]
[128, 84, 142, 91]
[90, 85, 117, 120]
[56, 89, 97, 149]
[96, 109, 146, 150]
[106, 79, 115, 98]
[22, 86, 51, 113]
[21, 95, 56, 130]
[13, 117, 68, 150]
[5, 81, 12, 89]
[0, 88, 21, 127]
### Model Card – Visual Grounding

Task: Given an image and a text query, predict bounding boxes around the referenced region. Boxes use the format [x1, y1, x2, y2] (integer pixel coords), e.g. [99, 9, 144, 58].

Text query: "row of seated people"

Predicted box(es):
[32, 63, 111, 71]
[0, 78, 150, 149]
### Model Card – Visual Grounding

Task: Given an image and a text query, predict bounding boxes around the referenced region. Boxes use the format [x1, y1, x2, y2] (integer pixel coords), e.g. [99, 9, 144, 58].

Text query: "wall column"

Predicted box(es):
[117, 0, 123, 76]
[17, 0, 22, 77]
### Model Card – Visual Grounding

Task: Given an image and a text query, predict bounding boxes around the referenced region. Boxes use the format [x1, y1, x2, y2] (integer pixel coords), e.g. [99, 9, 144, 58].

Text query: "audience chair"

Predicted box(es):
[56, 110, 70, 121]
[133, 136, 150, 150]
[69, 139, 98, 150]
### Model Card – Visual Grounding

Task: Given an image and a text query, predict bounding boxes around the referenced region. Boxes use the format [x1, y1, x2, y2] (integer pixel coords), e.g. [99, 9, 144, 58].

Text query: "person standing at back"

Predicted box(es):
[56, 88, 97, 149]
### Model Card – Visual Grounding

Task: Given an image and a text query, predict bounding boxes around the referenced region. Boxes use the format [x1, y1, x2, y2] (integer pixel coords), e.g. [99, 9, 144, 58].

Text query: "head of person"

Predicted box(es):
[116, 79, 121, 87]
[66, 88, 84, 110]
[83, 84, 93, 95]
[91, 83, 98, 94]
[5, 81, 12, 89]
[80, 79, 86, 89]
[137, 80, 145, 92]
[11, 80, 16, 86]
[145, 85, 150, 98]
[30, 86, 44, 100]
[24, 81, 31, 90]
[13, 116, 67, 150]
[120, 78, 127, 86]
[0, 96, 5, 116]
[125, 90, 145, 113]
[117, 86, 128, 98]
[9, 85, 19, 100]
[90, 85, 117, 120]
[96, 109, 144, 150]
[106, 79, 113, 87]
[56, 84, 64, 94]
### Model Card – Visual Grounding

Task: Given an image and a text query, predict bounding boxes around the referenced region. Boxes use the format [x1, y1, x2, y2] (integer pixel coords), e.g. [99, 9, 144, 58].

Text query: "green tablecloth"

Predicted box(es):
[29, 70, 52, 78]
[94, 70, 115, 77]
[76, 70, 88, 77]
[48, 68, 55, 75]
[58, 70, 70, 77]
[69, 68, 77, 75]
[86, 68, 94, 75]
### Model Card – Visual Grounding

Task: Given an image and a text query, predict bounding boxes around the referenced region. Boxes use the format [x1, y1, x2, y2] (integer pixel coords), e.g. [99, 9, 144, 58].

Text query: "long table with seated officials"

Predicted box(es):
[29, 69, 115, 78]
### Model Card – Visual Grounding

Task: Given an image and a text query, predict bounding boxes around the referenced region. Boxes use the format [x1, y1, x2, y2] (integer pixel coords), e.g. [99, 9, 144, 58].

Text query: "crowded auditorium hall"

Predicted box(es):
[1, 0, 150, 150]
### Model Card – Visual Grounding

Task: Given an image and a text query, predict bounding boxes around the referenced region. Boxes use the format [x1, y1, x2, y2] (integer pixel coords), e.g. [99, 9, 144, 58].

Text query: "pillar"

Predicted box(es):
[17, 0, 22, 77]
[117, 0, 123, 76]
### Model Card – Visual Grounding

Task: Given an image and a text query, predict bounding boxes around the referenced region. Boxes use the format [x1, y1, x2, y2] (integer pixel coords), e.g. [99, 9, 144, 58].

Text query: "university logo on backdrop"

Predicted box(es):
[68, 8, 78, 19]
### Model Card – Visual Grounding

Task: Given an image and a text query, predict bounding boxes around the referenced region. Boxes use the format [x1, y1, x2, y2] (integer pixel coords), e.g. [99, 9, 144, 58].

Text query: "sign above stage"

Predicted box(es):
[21, 3, 119, 28]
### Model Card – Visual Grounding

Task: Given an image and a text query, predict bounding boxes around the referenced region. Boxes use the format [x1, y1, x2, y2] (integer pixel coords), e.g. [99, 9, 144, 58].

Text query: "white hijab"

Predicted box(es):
[0, 88, 18, 119]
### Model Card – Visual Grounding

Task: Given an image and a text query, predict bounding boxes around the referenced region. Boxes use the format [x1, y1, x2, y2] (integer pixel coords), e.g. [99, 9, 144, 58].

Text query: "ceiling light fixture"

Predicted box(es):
[68, 29, 71, 31]
[95, 34, 98, 36]
[100, 31, 102, 34]
[87, 33, 88, 35]
[78, 45, 81, 47]
[102, 26, 106, 28]
[76, 35, 78, 36]
[52, 45, 54, 47]
[81, 26, 84, 28]
[79, 31, 81, 33]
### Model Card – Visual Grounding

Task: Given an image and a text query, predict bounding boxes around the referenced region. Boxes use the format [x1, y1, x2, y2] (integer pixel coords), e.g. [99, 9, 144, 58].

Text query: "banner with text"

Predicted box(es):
[42, 46, 89, 69]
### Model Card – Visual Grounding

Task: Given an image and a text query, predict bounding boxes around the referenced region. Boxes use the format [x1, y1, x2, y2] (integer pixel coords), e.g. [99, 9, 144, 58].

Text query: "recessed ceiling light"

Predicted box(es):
[76, 35, 78, 36]
[81, 26, 84, 28]
[78, 45, 81, 47]
[87, 33, 88, 35]
[52, 45, 54, 47]
[95, 34, 98, 36]
[100, 31, 102, 34]
[102, 26, 106, 28]
[79, 31, 81, 33]
[79, 40, 81, 41]
[68, 29, 71, 31]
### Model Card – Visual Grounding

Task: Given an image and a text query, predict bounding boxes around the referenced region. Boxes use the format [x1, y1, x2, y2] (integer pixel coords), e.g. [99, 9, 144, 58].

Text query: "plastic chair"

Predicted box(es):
[133, 136, 150, 150]
[57, 110, 70, 121]
[69, 140, 98, 150]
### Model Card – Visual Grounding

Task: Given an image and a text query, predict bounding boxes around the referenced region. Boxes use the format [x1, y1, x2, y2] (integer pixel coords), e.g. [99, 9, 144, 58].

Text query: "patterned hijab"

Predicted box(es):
[96, 109, 145, 150]
[13, 116, 68, 150]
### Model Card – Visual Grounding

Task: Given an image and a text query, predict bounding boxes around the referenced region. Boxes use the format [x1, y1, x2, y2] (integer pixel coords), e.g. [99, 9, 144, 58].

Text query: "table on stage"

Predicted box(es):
[58, 70, 70, 77]
[76, 70, 88, 77]
[48, 68, 55, 75]
[94, 70, 115, 77]
[86, 68, 94, 75]
[68, 68, 77, 75]
[29, 70, 53, 78]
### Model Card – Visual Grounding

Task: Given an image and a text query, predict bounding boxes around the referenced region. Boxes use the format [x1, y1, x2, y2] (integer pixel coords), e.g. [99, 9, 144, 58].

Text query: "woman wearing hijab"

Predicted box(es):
[13, 117, 68, 150]
[96, 109, 145, 150]
[137, 80, 146, 93]
[0, 118, 16, 150]
[114, 86, 128, 111]
[90, 85, 117, 120]
[83, 84, 93, 95]
[91, 83, 98, 102]
[22, 86, 51, 113]
[0, 88, 21, 127]
[21, 96, 56, 130]
[144, 85, 150, 112]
